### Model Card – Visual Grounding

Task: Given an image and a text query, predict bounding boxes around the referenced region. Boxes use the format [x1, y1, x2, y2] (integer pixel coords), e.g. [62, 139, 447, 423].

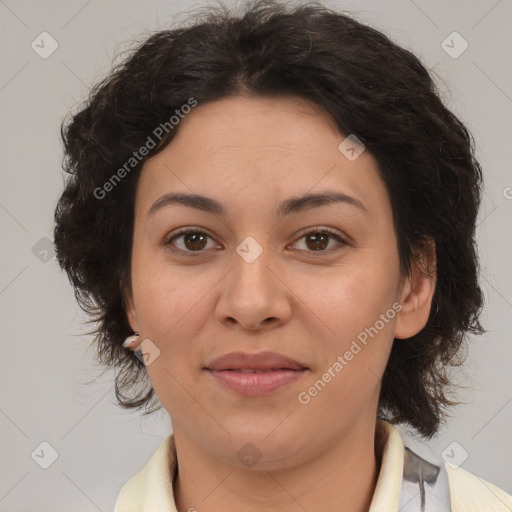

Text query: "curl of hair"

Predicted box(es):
[54, 0, 484, 438]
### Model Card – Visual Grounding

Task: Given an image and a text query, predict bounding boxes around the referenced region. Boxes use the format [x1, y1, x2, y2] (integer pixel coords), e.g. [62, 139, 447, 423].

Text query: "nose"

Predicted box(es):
[214, 243, 293, 331]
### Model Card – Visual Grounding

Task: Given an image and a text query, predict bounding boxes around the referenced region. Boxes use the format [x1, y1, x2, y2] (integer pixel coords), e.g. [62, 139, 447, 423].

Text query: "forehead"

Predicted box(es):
[158, 94, 343, 158]
[135, 95, 390, 220]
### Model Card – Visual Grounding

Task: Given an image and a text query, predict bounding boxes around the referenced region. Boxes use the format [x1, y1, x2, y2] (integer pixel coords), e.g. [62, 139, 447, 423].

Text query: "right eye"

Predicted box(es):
[164, 228, 221, 256]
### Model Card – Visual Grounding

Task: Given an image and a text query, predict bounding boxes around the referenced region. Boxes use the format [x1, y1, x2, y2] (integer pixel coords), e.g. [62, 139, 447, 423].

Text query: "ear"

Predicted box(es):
[121, 281, 143, 352]
[394, 238, 437, 340]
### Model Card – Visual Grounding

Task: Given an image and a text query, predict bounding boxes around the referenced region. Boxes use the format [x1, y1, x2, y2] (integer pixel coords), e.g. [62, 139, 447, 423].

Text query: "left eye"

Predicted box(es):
[291, 228, 346, 252]
[164, 228, 346, 255]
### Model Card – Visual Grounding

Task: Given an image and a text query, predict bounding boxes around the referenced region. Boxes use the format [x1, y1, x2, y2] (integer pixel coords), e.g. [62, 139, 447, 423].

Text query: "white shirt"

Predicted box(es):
[113, 419, 512, 511]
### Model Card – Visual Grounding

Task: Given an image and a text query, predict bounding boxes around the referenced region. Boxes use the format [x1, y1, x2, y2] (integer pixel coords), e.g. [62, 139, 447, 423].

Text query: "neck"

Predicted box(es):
[172, 417, 382, 512]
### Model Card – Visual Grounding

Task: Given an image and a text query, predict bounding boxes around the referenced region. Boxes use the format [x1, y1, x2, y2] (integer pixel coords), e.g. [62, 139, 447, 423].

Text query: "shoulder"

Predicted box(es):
[113, 434, 176, 512]
[446, 464, 512, 512]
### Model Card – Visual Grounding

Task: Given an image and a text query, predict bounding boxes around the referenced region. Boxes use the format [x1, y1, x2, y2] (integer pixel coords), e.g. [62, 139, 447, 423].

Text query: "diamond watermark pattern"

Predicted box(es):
[441, 31, 468, 59]
[237, 442, 263, 468]
[236, 236, 263, 263]
[338, 134, 366, 161]
[134, 338, 161, 366]
[32, 236, 55, 263]
[441, 441, 469, 468]
[31, 441, 59, 469]
[31, 32, 59, 59]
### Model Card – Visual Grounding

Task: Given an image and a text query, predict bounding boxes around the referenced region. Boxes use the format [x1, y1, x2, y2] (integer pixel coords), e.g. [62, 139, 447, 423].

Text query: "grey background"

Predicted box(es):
[1, 0, 511, 510]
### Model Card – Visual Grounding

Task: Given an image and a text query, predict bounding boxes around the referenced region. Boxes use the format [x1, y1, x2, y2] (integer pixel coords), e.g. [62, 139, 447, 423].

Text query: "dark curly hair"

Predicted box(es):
[53, 0, 484, 439]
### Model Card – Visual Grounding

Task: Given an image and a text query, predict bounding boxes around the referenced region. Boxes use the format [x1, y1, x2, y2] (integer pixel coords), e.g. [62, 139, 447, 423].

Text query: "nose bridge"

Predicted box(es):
[231, 233, 276, 299]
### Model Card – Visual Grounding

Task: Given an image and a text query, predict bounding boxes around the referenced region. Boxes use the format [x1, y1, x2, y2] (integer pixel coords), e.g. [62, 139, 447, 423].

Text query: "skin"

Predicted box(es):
[124, 94, 436, 512]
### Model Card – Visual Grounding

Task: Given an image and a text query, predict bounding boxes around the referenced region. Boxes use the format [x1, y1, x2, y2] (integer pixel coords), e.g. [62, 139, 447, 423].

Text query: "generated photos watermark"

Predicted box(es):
[93, 98, 198, 200]
[297, 301, 403, 405]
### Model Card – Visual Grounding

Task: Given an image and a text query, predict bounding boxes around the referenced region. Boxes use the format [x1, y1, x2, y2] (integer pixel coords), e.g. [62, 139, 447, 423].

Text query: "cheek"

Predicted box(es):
[293, 259, 400, 344]
[289, 253, 399, 404]
[131, 261, 210, 405]
[295, 268, 397, 423]
[130, 245, 213, 347]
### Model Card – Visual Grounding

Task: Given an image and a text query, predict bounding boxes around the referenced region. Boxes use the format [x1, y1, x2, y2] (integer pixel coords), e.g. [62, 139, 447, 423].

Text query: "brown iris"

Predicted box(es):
[305, 232, 329, 251]
[183, 232, 208, 251]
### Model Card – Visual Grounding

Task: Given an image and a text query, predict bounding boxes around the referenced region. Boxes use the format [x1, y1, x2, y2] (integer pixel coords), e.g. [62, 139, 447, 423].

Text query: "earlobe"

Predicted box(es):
[122, 332, 141, 350]
[394, 239, 437, 340]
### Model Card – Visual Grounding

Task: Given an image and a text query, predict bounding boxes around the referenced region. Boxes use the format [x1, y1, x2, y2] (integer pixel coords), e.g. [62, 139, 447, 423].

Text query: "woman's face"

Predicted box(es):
[125, 94, 431, 469]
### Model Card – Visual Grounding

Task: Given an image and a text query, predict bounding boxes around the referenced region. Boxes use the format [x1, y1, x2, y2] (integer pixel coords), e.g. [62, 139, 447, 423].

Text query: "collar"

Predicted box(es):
[114, 419, 452, 511]
[370, 420, 452, 511]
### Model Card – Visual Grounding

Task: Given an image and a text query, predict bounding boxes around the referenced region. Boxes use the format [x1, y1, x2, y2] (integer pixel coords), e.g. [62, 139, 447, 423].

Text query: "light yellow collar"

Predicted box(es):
[113, 419, 512, 511]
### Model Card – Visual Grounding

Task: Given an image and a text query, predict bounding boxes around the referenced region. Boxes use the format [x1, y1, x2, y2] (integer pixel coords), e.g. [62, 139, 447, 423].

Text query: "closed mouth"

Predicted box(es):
[212, 368, 305, 373]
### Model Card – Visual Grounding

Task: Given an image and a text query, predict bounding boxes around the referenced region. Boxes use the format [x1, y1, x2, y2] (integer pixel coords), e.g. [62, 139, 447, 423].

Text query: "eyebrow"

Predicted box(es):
[147, 190, 368, 219]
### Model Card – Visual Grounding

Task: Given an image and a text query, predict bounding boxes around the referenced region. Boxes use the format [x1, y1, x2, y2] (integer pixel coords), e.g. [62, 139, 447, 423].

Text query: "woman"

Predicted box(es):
[53, 1, 512, 510]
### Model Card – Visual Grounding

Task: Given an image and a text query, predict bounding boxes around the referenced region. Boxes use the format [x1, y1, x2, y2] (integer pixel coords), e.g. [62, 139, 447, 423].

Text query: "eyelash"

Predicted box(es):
[163, 226, 348, 257]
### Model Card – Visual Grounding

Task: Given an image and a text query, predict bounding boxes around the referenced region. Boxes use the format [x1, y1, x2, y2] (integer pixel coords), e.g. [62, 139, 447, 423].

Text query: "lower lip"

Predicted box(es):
[206, 369, 307, 396]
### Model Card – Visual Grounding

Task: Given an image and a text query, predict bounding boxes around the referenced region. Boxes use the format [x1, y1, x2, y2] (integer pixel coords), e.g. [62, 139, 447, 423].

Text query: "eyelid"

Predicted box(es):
[292, 225, 346, 242]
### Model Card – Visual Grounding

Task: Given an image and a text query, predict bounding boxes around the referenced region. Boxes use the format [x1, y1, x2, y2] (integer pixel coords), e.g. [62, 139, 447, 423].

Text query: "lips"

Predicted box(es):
[205, 351, 308, 372]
